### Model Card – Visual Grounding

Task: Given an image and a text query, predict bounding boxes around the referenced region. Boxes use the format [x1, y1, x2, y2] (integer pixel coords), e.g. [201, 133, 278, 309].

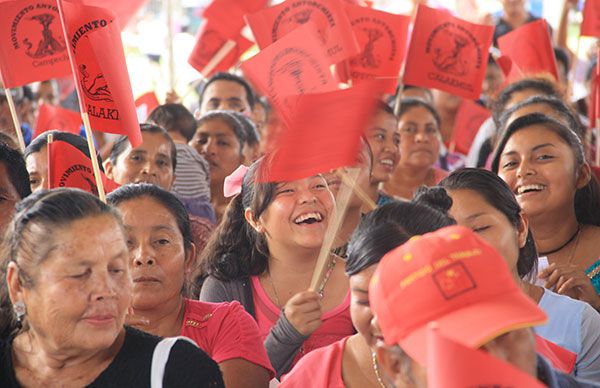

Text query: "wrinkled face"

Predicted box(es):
[398, 106, 440, 170]
[199, 80, 251, 115]
[108, 132, 175, 190]
[26, 146, 48, 192]
[497, 125, 584, 219]
[190, 118, 244, 188]
[19, 215, 131, 353]
[117, 197, 189, 311]
[0, 162, 21, 236]
[349, 265, 378, 347]
[366, 111, 400, 184]
[480, 328, 537, 377]
[448, 189, 525, 276]
[256, 175, 334, 251]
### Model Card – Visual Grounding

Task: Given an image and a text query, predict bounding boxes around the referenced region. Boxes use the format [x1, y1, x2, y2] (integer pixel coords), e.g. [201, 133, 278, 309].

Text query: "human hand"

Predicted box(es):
[283, 291, 322, 336]
[539, 263, 600, 310]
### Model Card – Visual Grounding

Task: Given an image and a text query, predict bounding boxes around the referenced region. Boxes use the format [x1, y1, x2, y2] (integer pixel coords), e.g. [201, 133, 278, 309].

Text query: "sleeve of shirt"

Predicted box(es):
[199, 276, 234, 303]
[209, 302, 275, 377]
[574, 303, 600, 381]
[163, 339, 225, 387]
[264, 311, 309, 379]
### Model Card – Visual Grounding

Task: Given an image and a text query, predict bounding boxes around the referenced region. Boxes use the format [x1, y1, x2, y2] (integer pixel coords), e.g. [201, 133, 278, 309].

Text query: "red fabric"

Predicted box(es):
[83, 0, 148, 29]
[280, 336, 348, 388]
[58, 0, 142, 147]
[134, 91, 160, 122]
[495, 54, 525, 86]
[34, 104, 82, 140]
[240, 22, 338, 124]
[450, 99, 490, 155]
[427, 327, 545, 388]
[251, 276, 354, 369]
[0, 0, 71, 88]
[534, 335, 576, 374]
[180, 299, 274, 377]
[260, 83, 379, 182]
[245, 0, 360, 64]
[203, 0, 267, 39]
[497, 19, 558, 81]
[402, 4, 493, 100]
[344, 4, 411, 94]
[591, 49, 600, 129]
[188, 20, 253, 78]
[581, 0, 600, 38]
[47, 139, 119, 195]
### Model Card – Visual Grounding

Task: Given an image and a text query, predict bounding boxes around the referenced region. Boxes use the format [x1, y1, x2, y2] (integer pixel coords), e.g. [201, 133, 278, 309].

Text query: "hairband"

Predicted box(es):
[223, 165, 249, 198]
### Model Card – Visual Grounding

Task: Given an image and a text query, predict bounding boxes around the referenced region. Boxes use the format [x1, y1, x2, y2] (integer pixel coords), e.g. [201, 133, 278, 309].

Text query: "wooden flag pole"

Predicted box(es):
[337, 168, 376, 211]
[166, 0, 176, 91]
[46, 133, 54, 189]
[393, 63, 406, 116]
[4, 88, 25, 152]
[81, 112, 106, 202]
[310, 167, 361, 291]
[201, 40, 236, 78]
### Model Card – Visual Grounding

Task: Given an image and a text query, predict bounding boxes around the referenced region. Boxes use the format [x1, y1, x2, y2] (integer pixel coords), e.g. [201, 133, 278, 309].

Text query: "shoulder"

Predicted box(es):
[164, 337, 224, 387]
[200, 276, 249, 302]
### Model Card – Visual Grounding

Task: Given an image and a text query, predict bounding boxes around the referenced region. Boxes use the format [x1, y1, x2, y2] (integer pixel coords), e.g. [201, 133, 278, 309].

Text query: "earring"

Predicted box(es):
[13, 301, 26, 322]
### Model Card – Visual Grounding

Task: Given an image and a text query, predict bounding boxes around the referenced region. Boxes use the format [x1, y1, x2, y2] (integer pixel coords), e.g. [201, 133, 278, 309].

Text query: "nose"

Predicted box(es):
[297, 186, 318, 204]
[132, 244, 155, 267]
[414, 129, 429, 143]
[516, 159, 535, 178]
[91, 270, 117, 301]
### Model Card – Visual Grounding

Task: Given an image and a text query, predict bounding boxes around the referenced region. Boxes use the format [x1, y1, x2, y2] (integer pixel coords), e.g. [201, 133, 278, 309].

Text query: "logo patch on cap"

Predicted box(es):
[433, 262, 476, 300]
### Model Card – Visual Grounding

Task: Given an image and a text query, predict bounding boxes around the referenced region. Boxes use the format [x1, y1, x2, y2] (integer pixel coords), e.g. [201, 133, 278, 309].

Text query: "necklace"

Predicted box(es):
[538, 225, 581, 256]
[267, 255, 337, 308]
[372, 351, 386, 388]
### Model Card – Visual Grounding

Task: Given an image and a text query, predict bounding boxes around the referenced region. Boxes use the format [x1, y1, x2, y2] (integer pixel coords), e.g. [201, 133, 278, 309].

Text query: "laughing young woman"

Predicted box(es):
[199, 160, 352, 378]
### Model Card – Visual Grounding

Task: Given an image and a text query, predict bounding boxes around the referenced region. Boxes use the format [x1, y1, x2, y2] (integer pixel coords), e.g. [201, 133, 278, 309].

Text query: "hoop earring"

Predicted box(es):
[13, 301, 26, 322]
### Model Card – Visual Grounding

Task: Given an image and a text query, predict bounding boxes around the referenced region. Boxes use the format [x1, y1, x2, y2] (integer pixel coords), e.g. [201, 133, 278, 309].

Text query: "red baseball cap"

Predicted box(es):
[369, 225, 547, 365]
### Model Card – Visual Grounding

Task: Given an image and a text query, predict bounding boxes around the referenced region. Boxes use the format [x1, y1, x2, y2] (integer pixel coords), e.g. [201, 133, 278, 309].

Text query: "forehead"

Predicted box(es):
[118, 196, 178, 228]
[370, 110, 398, 131]
[203, 80, 247, 100]
[503, 125, 569, 151]
[0, 162, 19, 196]
[129, 132, 173, 155]
[197, 118, 236, 135]
[400, 105, 434, 122]
[25, 146, 47, 171]
[448, 189, 494, 217]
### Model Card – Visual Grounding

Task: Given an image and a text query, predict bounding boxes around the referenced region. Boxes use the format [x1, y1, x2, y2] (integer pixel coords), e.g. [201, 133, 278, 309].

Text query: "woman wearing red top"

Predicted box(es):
[200, 159, 353, 377]
[107, 184, 273, 388]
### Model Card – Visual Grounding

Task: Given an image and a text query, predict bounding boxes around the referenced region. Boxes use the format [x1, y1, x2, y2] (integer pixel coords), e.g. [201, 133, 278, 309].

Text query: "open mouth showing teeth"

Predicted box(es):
[517, 184, 546, 195]
[294, 212, 323, 225]
[380, 159, 394, 166]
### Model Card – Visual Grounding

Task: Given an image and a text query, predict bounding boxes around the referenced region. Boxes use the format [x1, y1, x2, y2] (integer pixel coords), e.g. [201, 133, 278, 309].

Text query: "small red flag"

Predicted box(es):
[495, 54, 525, 85]
[498, 19, 558, 81]
[47, 139, 120, 195]
[403, 4, 494, 100]
[135, 91, 160, 122]
[261, 83, 379, 182]
[58, 0, 141, 147]
[188, 20, 253, 78]
[535, 335, 576, 374]
[241, 22, 338, 123]
[345, 4, 410, 93]
[581, 0, 600, 38]
[0, 0, 71, 88]
[450, 99, 490, 155]
[84, 0, 149, 29]
[427, 326, 545, 388]
[34, 104, 82, 139]
[245, 0, 360, 64]
[203, 0, 267, 38]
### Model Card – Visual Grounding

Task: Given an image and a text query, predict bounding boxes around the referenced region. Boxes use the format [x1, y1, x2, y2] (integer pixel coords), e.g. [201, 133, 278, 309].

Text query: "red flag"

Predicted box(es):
[589, 51, 600, 129]
[188, 20, 253, 78]
[495, 54, 524, 85]
[241, 22, 338, 123]
[58, 0, 141, 147]
[450, 99, 490, 155]
[261, 83, 379, 182]
[498, 19, 558, 81]
[203, 0, 267, 38]
[427, 326, 545, 388]
[34, 104, 82, 139]
[345, 4, 410, 93]
[245, 0, 360, 64]
[535, 335, 576, 374]
[47, 139, 119, 195]
[135, 91, 160, 122]
[581, 0, 600, 38]
[84, 0, 149, 29]
[403, 4, 494, 100]
[0, 0, 71, 87]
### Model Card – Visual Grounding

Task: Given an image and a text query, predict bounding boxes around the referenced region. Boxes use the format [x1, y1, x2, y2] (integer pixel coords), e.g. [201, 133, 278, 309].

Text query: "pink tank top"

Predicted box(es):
[250, 276, 354, 367]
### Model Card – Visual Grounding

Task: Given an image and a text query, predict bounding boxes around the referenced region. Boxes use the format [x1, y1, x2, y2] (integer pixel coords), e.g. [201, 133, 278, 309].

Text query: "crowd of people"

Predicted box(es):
[1, 0, 600, 386]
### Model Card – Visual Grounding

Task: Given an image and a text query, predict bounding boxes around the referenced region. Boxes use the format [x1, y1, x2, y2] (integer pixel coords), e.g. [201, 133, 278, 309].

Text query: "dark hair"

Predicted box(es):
[230, 111, 261, 147]
[0, 188, 123, 337]
[0, 142, 31, 200]
[397, 98, 441, 129]
[492, 77, 562, 126]
[107, 183, 196, 296]
[346, 197, 455, 276]
[492, 113, 600, 226]
[199, 72, 255, 111]
[24, 130, 105, 172]
[109, 123, 177, 171]
[554, 47, 570, 79]
[376, 100, 396, 118]
[401, 84, 434, 102]
[147, 103, 197, 142]
[196, 110, 248, 155]
[201, 159, 276, 280]
[437, 168, 538, 280]
[498, 95, 585, 141]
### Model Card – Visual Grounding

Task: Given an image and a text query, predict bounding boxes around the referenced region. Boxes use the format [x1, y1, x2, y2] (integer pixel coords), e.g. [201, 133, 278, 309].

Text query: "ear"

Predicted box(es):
[244, 208, 264, 233]
[6, 262, 24, 305]
[375, 344, 404, 387]
[103, 159, 115, 180]
[184, 242, 197, 276]
[516, 212, 529, 249]
[576, 162, 592, 190]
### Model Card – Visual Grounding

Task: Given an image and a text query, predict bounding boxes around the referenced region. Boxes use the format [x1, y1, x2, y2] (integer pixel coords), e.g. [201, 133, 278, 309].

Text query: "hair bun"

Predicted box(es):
[413, 186, 452, 214]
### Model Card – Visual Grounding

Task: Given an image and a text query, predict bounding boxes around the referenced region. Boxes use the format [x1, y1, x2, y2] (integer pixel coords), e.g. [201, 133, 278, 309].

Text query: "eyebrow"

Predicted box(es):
[502, 143, 555, 157]
[351, 287, 368, 294]
[151, 224, 177, 233]
[466, 212, 485, 220]
[225, 97, 243, 102]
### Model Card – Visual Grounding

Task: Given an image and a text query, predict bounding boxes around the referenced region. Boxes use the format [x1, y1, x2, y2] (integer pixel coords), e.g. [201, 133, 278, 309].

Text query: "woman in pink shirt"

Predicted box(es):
[107, 183, 273, 388]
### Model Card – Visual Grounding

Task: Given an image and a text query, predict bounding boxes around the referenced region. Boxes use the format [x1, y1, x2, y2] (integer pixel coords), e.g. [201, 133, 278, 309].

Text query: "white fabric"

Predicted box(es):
[151, 336, 198, 388]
